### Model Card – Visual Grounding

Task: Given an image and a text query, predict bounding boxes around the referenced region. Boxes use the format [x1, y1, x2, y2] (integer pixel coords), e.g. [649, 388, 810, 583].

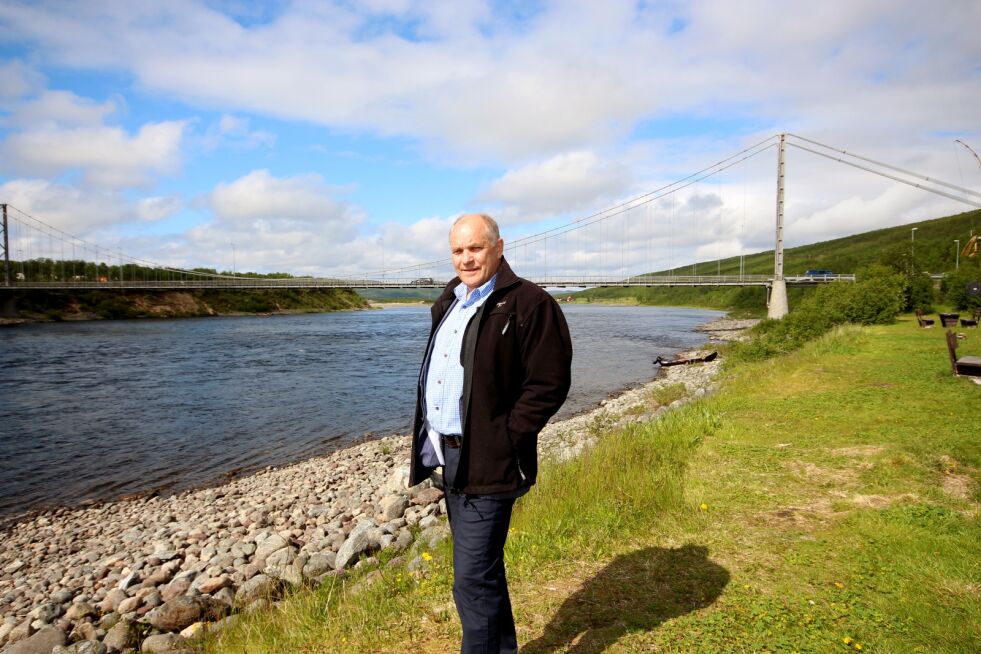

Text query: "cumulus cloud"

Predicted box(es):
[479, 150, 631, 220]
[0, 120, 188, 188]
[0, 178, 133, 236]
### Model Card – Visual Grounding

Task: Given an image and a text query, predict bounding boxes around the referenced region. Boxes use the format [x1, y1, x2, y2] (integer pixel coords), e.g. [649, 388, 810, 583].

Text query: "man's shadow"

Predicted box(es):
[523, 544, 729, 653]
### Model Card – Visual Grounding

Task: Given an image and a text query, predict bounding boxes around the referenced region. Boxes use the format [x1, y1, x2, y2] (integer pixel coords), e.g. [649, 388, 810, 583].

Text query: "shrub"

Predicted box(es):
[731, 265, 906, 362]
[941, 267, 981, 311]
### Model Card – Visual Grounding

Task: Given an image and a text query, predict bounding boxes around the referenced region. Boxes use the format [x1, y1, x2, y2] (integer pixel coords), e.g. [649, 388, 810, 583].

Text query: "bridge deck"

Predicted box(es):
[3, 275, 853, 290]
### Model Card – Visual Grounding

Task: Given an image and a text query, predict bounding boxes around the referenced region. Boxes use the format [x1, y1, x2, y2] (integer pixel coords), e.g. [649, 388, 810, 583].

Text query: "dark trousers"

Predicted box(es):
[445, 491, 518, 654]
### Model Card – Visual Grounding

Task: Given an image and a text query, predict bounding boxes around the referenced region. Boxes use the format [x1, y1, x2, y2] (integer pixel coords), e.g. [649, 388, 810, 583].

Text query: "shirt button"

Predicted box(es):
[435, 406, 439, 411]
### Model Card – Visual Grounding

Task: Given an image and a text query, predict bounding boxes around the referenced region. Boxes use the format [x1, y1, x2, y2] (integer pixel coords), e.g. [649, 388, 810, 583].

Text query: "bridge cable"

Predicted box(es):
[787, 143, 981, 209]
[786, 133, 981, 199]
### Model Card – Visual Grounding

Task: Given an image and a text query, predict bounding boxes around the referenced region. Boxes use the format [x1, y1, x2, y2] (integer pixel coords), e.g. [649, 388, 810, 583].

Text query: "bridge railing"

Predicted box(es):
[4, 273, 854, 290]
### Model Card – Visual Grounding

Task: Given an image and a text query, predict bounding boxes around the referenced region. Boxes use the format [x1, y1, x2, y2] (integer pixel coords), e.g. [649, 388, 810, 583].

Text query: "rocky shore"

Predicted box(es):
[0, 318, 754, 654]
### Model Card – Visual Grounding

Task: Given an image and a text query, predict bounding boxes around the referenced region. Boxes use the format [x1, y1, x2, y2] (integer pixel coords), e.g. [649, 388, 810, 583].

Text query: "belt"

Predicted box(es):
[442, 434, 462, 449]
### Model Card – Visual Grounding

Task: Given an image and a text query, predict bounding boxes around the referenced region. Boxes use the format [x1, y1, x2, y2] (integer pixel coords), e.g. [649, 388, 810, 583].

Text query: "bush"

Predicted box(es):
[731, 265, 905, 362]
[941, 267, 981, 311]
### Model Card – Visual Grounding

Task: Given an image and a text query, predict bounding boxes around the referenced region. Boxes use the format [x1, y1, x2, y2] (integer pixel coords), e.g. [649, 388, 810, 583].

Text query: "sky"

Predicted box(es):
[0, 0, 979, 280]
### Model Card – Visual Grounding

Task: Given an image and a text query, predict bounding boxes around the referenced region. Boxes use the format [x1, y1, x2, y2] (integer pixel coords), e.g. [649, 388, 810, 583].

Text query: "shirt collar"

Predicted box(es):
[454, 273, 497, 308]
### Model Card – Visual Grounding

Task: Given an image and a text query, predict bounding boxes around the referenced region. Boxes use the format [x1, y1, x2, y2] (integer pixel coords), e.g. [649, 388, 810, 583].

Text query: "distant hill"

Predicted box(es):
[578, 208, 981, 314]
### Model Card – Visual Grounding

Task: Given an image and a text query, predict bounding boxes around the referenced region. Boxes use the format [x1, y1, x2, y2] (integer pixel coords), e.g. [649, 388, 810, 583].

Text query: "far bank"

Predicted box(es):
[0, 287, 368, 323]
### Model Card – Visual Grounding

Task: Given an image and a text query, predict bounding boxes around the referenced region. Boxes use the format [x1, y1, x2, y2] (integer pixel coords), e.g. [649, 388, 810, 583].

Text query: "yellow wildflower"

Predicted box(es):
[421, 552, 433, 561]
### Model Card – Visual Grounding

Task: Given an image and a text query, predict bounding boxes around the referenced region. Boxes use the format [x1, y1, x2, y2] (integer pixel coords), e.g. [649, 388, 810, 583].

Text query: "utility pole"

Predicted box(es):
[2, 204, 9, 287]
[955, 239, 960, 270]
[768, 134, 789, 319]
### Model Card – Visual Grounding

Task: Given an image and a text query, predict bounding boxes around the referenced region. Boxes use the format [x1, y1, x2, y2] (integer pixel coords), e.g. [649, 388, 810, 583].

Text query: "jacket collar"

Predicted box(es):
[437, 256, 520, 305]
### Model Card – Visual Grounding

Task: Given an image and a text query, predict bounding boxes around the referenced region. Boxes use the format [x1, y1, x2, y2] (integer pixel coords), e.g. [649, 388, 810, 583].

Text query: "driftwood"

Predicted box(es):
[653, 351, 718, 367]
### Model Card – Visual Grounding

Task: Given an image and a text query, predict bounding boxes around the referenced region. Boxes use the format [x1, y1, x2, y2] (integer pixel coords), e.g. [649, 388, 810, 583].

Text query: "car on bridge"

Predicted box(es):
[411, 277, 435, 285]
[803, 269, 835, 278]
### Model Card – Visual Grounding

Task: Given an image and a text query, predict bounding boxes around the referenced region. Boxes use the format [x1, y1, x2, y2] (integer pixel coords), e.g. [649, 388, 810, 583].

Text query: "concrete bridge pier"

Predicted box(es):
[767, 279, 789, 319]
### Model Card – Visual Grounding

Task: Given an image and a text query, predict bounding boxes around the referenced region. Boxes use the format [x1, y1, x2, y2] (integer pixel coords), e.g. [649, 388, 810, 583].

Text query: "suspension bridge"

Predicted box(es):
[2, 134, 979, 319]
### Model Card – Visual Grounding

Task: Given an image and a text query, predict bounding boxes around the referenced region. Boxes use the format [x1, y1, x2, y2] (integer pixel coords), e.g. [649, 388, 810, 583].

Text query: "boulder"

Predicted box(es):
[234, 574, 282, 605]
[378, 494, 409, 521]
[101, 619, 135, 653]
[253, 534, 288, 563]
[64, 602, 96, 621]
[410, 487, 444, 506]
[140, 633, 188, 653]
[145, 596, 206, 632]
[2, 626, 66, 654]
[301, 553, 336, 580]
[335, 522, 379, 570]
[52, 641, 107, 654]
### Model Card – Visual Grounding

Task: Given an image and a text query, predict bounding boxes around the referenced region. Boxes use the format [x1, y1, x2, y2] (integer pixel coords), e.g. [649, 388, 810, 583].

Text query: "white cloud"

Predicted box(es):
[0, 60, 44, 101]
[4, 89, 115, 128]
[200, 113, 276, 151]
[136, 195, 182, 222]
[0, 178, 131, 235]
[479, 150, 631, 219]
[0, 120, 188, 188]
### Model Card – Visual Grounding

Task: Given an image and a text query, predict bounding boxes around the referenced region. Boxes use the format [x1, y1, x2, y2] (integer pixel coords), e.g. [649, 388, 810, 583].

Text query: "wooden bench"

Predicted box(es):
[946, 330, 981, 377]
[915, 309, 934, 328]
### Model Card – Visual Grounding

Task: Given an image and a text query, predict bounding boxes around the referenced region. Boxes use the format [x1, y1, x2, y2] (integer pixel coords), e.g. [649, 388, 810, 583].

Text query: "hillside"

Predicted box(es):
[579, 208, 981, 313]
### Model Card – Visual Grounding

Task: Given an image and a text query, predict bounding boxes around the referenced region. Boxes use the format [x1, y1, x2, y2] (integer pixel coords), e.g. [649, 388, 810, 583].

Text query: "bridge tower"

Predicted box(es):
[1, 203, 9, 287]
[767, 134, 789, 319]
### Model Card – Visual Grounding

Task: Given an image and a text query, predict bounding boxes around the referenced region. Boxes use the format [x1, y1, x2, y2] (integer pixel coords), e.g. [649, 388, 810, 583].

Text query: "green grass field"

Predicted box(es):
[203, 318, 979, 653]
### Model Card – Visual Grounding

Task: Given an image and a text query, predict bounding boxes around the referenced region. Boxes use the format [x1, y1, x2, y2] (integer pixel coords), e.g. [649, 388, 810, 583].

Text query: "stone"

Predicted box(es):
[385, 466, 411, 493]
[393, 529, 413, 552]
[418, 515, 439, 529]
[334, 522, 378, 570]
[253, 534, 288, 563]
[68, 621, 98, 643]
[64, 601, 96, 621]
[116, 596, 141, 615]
[99, 589, 128, 614]
[145, 596, 205, 632]
[301, 553, 336, 579]
[378, 494, 410, 521]
[2, 626, 66, 654]
[159, 578, 191, 603]
[101, 619, 135, 652]
[195, 576, 230, 595]
[30, 603, 62, 623]
[410, 487, 444, 506]
[179, 621, 207, 640]
[7, 620, 35, 645]
[140, 633, 188, 653]
[234, 574, 282, 605]
[52, 641, 107, 654]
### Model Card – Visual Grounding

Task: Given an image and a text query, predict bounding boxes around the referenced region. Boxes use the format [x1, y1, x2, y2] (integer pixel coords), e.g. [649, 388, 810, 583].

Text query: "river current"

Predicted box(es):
[0, 304, 722, 518]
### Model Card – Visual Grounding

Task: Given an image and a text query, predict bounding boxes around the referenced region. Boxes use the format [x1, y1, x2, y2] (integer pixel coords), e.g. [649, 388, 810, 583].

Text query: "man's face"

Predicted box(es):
[450, 217, 504, 291]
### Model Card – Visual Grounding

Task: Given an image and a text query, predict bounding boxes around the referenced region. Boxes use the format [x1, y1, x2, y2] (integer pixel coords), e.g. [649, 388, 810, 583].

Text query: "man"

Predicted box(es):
[409, 213, 573, 653]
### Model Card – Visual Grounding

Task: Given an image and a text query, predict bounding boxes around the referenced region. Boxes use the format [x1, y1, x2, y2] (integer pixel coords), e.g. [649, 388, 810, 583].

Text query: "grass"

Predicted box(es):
[202, 318, 980, 653]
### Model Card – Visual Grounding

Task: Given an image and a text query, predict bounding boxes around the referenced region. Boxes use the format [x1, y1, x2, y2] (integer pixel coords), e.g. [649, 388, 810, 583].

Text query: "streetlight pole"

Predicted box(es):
[230, 242, 236, 275]
[910, 227, 918, 273]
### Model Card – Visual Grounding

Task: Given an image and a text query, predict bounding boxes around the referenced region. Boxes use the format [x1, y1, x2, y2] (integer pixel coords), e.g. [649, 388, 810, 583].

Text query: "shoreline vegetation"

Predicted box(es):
[0, 288, 368, 325]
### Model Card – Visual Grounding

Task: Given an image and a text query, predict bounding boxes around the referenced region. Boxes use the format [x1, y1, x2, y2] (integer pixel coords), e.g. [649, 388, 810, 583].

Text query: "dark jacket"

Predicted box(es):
[408, 257, 573, 494]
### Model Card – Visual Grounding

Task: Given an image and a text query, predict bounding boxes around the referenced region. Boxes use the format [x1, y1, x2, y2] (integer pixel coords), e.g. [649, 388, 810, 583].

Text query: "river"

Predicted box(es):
[0, 304, 722, 518]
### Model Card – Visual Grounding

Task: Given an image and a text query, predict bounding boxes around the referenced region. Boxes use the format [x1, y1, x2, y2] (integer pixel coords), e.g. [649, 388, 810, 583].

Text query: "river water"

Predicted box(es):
[0, 304, 722, 518]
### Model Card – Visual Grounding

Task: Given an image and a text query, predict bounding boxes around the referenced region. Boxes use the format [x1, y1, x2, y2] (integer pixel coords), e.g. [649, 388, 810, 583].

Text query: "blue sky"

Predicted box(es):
[0, 0, 978, 278]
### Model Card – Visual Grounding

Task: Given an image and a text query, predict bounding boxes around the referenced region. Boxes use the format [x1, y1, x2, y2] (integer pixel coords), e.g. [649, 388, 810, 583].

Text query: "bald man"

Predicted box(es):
[409, 213, 573, 653]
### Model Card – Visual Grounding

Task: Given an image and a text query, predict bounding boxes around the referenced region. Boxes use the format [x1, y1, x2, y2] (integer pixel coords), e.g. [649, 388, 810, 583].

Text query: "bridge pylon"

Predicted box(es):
[767, 133, 789, 319]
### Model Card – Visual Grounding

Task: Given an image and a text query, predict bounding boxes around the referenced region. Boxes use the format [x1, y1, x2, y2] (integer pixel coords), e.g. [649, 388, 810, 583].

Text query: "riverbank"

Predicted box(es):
[0, 288, 368, 323]
[208, 317, 979, 654]
[0, 317, 748, 652]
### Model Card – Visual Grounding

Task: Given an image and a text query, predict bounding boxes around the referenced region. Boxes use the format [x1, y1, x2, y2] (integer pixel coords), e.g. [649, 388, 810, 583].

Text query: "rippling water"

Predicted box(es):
[0, 304, 721, 517]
